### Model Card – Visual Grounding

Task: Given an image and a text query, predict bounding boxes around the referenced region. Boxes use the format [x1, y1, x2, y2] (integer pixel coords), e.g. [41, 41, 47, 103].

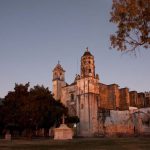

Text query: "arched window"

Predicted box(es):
[71, 93, 74, 101]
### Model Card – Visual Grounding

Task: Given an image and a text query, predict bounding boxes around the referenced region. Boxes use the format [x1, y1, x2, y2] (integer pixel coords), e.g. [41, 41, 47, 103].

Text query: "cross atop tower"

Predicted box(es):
[86, 47, 89, 52]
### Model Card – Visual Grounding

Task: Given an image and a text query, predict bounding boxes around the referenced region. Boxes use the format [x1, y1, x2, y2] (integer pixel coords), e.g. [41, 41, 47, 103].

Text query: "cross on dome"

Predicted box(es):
[83, 47, 92, 56]
[86, 47, 89, 52]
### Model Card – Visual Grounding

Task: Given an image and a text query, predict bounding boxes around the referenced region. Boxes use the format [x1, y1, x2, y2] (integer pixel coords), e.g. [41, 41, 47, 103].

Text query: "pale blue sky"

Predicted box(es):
[0, 0, 150, 98]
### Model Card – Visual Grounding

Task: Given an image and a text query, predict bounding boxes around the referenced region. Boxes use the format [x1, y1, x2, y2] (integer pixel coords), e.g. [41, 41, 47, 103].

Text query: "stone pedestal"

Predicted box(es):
[54, 124, 73, 140]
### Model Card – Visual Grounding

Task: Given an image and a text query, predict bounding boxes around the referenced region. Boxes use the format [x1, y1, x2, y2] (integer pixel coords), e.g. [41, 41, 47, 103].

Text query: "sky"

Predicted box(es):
[0, 0, 150, 98]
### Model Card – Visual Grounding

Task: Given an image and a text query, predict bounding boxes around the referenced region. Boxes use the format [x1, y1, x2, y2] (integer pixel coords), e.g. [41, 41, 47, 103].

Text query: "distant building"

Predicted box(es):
[52, 48, 150, 136]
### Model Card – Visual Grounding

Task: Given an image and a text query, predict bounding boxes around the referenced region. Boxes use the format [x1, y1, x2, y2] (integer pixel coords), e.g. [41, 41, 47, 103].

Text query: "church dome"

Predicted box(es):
[82, 47, 93, 57]
[83, 51, 92, 56]
[53, 62, 65, 72]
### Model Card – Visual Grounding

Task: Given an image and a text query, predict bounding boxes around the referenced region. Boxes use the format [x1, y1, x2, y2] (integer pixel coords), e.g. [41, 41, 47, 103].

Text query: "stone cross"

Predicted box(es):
[86, 47, 89, 51]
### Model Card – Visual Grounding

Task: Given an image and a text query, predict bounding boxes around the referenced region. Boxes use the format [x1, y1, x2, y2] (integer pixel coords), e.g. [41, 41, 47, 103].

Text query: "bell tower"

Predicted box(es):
[76, 48, 99, 136]
[52, 61, 65, 100]
[81, 47, 95, 78]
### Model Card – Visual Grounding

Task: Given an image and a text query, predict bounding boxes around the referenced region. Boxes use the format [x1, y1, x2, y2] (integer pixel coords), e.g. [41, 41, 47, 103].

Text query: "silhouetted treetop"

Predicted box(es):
[110, 0, 150, 53]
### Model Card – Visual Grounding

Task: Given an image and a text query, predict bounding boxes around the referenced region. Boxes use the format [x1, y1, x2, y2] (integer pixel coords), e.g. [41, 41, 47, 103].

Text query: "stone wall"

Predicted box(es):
[129, 91, 150, 108]
[119, 88, 130, 110]
[129, 91, 138, 107]
[104, 110, 134, 136]
[98, 84, 149, 111]
[145, 97, 150, 107]
[98, 108, 150, 136]
[99, 85, 149, 111]
[99, 84, 130, 110]
[137, 93, 145, 108]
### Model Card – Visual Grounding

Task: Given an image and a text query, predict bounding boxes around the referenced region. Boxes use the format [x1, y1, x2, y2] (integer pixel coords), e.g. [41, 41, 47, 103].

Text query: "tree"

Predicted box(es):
[110, 0, 150, 53]
[29, 85, 67, 130]
[3, 83, 30, 135]
[0, 99, 5, 136]
[2, 83, 67, 137]
[65, 116, 80, 124]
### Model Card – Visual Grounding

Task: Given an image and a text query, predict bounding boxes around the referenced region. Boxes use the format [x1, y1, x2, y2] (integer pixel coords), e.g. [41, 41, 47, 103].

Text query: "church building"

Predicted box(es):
[52, 48, 150, 136]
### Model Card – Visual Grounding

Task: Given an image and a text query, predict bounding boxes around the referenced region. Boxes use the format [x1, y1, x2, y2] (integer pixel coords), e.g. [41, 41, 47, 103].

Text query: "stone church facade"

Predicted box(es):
[52, 48, 150, 136]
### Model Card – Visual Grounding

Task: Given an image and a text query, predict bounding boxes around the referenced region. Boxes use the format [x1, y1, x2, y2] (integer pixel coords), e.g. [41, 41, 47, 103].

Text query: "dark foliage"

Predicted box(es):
[110, 0, 150, 53]
[65, 116, 80, 124]
[0, 83, 67, 137]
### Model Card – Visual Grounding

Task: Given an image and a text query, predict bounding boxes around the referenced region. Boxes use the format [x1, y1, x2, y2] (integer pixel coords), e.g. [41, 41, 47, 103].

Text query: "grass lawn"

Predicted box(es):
[0, 137, 150, 150]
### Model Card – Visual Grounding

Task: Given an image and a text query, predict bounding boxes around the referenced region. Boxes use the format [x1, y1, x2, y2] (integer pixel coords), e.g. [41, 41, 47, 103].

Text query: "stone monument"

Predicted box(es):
[5, 131, 11, 140]
[54, 115, 73, 140]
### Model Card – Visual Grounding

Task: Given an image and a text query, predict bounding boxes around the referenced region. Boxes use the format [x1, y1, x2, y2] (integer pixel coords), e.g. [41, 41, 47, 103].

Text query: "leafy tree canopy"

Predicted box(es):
[1, 83, 67, 135]
[110, 0, 150, 53]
